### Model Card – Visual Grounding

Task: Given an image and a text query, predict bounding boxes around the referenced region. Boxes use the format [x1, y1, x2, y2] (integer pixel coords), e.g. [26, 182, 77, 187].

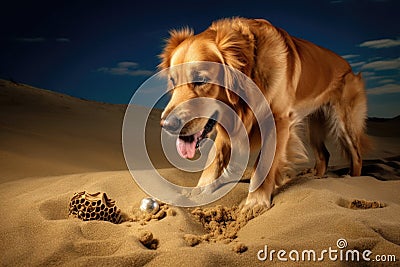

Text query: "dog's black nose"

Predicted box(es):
[160, 114, 181, 133]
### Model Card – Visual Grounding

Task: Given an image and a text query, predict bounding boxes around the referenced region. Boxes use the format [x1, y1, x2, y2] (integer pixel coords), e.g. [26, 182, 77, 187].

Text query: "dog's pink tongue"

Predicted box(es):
[176, 130, 203, 159]
[176, 138, 196, 159]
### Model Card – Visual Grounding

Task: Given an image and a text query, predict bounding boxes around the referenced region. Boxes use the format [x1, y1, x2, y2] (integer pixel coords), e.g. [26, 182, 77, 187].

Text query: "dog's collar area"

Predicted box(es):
[195, 117, 216, 148]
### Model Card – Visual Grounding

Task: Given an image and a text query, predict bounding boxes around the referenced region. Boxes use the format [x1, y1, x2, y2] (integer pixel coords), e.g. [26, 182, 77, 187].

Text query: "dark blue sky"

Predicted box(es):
[1, 0, 399, 117]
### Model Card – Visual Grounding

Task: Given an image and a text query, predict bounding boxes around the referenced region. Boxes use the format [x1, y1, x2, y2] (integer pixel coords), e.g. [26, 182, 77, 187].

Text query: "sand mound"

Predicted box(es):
[231, 242, 248, 253]
[138, 230, 159, 250]
[188, 205, 265, 245]
[348, 199, 386, 209]
[130, 202, 175, 225]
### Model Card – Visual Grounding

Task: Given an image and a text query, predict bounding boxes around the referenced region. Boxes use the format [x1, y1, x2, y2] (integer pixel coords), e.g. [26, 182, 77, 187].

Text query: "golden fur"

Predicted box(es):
[159, 18, 368, 208]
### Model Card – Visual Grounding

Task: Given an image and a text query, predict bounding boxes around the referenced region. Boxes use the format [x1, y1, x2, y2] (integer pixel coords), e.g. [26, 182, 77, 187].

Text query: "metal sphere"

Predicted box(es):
[140, 197, 160, 214]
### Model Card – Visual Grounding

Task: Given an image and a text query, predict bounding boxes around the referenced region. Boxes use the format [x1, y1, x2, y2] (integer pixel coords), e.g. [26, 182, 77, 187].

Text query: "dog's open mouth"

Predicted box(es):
[176, 112, 218, 159]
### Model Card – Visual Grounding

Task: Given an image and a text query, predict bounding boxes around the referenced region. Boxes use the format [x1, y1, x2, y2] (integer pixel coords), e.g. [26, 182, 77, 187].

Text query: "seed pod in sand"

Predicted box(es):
[68, 191, 122, 224]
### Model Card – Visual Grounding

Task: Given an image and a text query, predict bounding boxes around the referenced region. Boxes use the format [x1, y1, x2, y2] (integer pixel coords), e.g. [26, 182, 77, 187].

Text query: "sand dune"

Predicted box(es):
[0, 80, 126, 182]
[1, 79, 399, 266]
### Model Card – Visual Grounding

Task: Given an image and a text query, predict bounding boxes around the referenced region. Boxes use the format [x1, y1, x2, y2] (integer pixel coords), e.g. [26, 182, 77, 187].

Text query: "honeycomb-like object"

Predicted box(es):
[68, 191, 122, 224]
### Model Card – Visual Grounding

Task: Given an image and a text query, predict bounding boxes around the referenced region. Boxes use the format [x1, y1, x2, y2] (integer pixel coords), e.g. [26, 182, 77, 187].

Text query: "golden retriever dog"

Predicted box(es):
[159, 17, 368, 209]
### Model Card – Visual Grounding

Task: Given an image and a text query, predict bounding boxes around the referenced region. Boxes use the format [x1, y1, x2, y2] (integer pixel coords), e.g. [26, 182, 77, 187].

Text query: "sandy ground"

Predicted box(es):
[1, 79, 399, 266]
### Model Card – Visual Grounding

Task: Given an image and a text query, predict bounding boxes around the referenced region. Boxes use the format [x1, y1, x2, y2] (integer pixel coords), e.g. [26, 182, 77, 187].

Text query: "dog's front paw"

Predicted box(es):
[239, 203, 268, 221]
[243, 190, 273, 210]
[188, 186, 203, 197]
[188, 181, 220, 199]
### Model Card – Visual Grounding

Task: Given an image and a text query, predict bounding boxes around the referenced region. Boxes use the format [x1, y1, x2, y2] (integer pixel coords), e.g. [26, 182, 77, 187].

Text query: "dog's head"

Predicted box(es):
[159, 20, 256, 159]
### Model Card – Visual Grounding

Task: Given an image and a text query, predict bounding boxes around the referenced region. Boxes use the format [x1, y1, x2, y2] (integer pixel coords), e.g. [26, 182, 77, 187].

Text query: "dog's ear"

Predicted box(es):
[212, 23, 255, 105]
[158, 28, 193, 69]
[212, 20, 255, 73]
[222, 66, 242, 104]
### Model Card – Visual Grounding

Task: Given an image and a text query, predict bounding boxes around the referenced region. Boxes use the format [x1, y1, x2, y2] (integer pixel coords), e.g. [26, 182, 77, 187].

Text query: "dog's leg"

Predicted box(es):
[309, 111, 330, 176]
[335, 123, 363, 176]
[196, 132, 230, 188]
[245, 115, 291, 208]
[333, 110, 364, 176]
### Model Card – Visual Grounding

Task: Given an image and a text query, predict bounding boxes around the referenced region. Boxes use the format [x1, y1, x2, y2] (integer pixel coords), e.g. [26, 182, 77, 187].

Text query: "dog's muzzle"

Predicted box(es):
[161, 111, 219, 159]
[160, 114, 181, 133]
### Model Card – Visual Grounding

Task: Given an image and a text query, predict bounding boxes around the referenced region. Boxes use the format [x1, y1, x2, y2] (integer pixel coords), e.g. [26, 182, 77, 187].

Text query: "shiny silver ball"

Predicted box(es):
[140, 197, 160, 214]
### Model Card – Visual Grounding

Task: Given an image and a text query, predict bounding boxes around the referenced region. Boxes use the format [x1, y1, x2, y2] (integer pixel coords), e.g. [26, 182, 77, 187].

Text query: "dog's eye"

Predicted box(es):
[193, 76, 208, 87]
[170, 77, 176, 86]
